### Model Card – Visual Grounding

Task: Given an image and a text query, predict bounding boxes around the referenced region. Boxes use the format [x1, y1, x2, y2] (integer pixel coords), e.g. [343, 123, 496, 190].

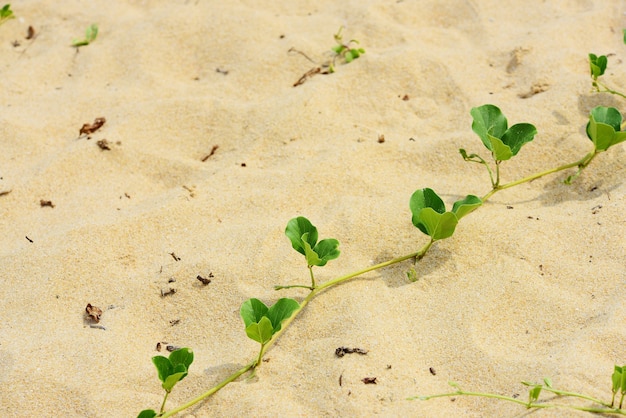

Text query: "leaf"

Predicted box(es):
[313, 238, 340, 265]
[240, 298, 269, 328]
[528, 385, 542, 403]
[500, 123, 537, 156]
[589, 53, 607, 79]
[169, 347, 194, 371]
[85, 24, 98, 43]
[285, 217, 318, 256]
[266, 298, 300, 332]
[152, 356, 173, 384]
[137, 410, 158, 418]
[586, 106, 626, 151]
[162, 371, 187, 392]
[410, 188, 458, 240]
[470, 105, 508, 151]
[418, 208, 458, 240]
[486, 135, 513, 161]
[451, 195, 482, 220]
[611, 365, 622, 394]
[245, 316, 273, 344]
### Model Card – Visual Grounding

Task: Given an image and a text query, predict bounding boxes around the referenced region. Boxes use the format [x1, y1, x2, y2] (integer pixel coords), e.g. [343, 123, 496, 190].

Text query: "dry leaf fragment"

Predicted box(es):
[79, 117, 106, 135]
[85, 303, 103, 323]
[96, 139, 111, 150]
[362, 377, 377, 384]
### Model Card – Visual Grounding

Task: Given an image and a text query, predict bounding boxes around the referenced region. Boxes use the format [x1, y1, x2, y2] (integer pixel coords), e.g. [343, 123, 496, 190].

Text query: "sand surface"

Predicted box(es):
[1, 1, 625, 417]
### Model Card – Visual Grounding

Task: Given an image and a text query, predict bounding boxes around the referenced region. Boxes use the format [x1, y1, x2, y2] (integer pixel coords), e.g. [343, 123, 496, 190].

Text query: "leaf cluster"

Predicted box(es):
[138, 348, 194, 418]
[285, 217, 340, 267]
[409, 188, 481, 241]
[72, 23, 98, 47]
[0, 4, 14, 26]
[240, 298, 300, 345]
[328, 26, 365, 73]
[587, 106, 626, 151]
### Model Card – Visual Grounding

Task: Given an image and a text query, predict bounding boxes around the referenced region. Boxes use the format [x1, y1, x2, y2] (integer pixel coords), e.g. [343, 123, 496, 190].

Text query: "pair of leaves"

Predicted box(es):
[410, 188, 482, 241]
[589, 53, 608, 80]
[72, 23, 98, 47]
[332, 43, 365, 63]
[285, 217, 340, 267]
[151, 348, 194, 393]
[586, 106, 626, 151]
[611, 365, 626, 408]
[240, 298, 300, 345]
[470, 104, 537, 161]
[0, 4, 14, 25]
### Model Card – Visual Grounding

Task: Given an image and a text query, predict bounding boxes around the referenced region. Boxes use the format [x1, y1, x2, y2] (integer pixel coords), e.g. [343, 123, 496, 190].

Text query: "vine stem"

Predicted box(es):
[154, 144, 603, 417]
[412, 390, 626, 415]
[481, 150, 596, 202]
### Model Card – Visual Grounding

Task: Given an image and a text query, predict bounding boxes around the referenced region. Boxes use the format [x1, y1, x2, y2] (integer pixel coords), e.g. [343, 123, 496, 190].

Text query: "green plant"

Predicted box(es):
[0, 4, 14, 26]
[240, 297, 300, 369]
[589, 31, 626, 99]
[411, 365, 626, 415]
[72, 23, 98, 47]
[137, 103, 624, 417]
[327, 26, 365, 73]
[138, 348, 194, 418]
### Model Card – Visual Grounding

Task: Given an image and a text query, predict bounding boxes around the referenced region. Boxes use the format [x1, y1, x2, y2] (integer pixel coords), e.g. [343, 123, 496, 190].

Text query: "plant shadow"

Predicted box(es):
[374, 247, 452, 288]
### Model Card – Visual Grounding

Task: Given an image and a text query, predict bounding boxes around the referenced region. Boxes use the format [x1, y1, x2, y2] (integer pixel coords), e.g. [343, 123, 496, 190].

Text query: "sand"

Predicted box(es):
[1, 1, 625, 417]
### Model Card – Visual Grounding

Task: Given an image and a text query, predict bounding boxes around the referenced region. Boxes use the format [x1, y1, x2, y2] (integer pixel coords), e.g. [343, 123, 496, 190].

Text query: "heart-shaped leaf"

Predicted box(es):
[266, 298, 300, 332]
[471, 105, 508, 151]
[286, 217, 340, 267]
[240, 298, 269, 328]
[137, 410, 158, 418]
[245, 316, 274, 344]
[589, 53, 607, 79]
[586, 106, 626, 151]
[451, 195, 482, 220]
[285, 217, 318, 255]
[471, 105, 536, 160]
[151, 348, 193, 392]
[410, 188, 459, 240]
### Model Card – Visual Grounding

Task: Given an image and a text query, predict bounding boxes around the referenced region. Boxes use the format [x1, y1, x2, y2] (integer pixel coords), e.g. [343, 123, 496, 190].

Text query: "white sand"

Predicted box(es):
[0, 1, 625, 416]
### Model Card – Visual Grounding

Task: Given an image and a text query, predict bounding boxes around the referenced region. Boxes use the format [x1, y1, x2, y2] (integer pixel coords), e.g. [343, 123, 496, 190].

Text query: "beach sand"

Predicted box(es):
[1, 1, 625, 416]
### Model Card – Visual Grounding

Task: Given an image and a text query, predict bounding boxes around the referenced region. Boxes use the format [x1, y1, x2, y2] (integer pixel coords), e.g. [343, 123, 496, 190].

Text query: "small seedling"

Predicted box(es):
[139, 348, 194, 418]
[409, 188, 482, 242]
[0, 4, 14, 26]
[327, 26, 365, 73]
[412, 364, 626, 415]
[284, 217, 340, 288]
[240, 298, 300, 369]
[72, 23, 98, 47]
[461, 104, 537, 188]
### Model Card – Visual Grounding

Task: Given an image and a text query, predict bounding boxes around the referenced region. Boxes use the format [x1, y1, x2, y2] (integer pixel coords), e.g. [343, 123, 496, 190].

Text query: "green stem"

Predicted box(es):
[540, 386, 610, 407]
[308, 266, 316, 289]
[414, 391, 626, 415]
[595, 80, 626, 100]
[481, 150, 596, 202]
[160, 391, 169, 414]
[159, 361, 256, 418]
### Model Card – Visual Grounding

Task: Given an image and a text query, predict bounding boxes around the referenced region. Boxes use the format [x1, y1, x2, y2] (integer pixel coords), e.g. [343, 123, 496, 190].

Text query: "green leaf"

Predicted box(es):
[245, 316, 273, 344]
[137, 410, 158, 418]
[0, 4, 14, 23]
[589, 53, 607, 79]
[152, 356, 173, 384]
[169, 347, 194, 371]
[500, 123, 537, 156]
[418, 208, 458, 240]
[471, 105, 536, 160]
[162, 371, 187, 392]
[313, 238, 340, 265]
[487, 135, 513, 161]
[471, 105, 508, 151]
[612, 366, 622, 394]
[302, 234, 323, 266]
[240, 298, 269, 328]
[409, 188, 458, 240]
[586, 106, 626, 151]
[528, 385, 542, 404]
[285, 217, 318, 256]
[266, 298, 300, 332]
[451, 195, 482, 220]
[85, 23, 98, 42]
